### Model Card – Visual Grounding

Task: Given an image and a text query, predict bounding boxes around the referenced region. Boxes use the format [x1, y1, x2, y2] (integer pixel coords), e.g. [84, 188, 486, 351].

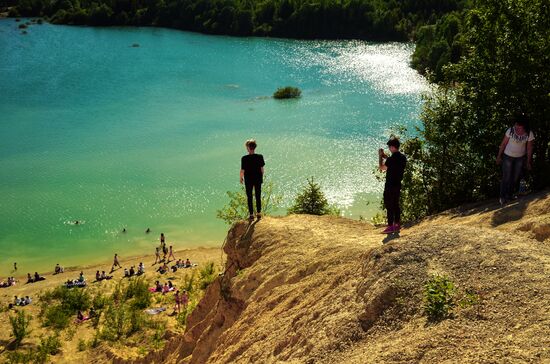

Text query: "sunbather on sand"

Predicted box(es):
[157, 262, 168, 274]
[34, 272, 45, 282]
[137, 262, 145, 275]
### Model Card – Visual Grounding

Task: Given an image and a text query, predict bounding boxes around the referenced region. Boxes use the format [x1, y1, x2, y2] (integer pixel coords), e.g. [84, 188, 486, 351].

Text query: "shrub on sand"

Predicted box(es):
[9, 310, 32, 348]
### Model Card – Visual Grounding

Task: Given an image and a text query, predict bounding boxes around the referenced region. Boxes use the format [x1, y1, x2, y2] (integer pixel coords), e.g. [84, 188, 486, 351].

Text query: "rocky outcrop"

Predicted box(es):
[130, 190, 550, 363]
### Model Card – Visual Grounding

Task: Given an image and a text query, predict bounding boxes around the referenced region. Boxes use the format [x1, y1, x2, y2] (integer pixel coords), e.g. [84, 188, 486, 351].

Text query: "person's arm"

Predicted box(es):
[240, 157, 245, 184]
[526, 140, 534, 170]
[378, 149, 387, 171]
[260, 155, 265, 177]
[496, 134, 510, 164]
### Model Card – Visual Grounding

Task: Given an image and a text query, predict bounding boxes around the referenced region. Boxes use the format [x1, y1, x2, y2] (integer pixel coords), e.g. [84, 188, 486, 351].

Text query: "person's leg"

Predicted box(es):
[245, 182, 254, 216]
[384, 187, 394, 226]
[255, 183, 262, 214]
[393, 186, 402, 226]
[500, 155, 513, 200]
[509, 156, 525, 198]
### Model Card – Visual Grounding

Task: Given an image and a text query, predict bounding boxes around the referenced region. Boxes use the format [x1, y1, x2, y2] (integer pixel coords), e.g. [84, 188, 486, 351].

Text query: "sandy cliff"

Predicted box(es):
[133, 191, 550, 363]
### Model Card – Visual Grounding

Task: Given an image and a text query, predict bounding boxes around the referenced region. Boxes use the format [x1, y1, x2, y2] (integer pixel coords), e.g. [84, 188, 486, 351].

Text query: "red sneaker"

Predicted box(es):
[393, 223, 401, 232]
[382, 225, 395, 234]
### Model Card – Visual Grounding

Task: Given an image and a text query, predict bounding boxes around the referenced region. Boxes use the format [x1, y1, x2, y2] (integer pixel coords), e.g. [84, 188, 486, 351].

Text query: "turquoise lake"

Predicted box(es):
[0, 19, 427, 275]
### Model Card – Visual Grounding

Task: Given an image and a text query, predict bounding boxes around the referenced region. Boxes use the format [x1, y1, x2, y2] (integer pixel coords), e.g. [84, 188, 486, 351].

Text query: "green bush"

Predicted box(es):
[216, 180, 281, 224]
[92, 293, 109, 310]
[183, 271, 196, 294]
[38, 334, 61, 356]
[100, 304, 126, 341]
[288, 177, 340, 216]
[423, 274, 456, 321]
[199, 262, 216, 290]
[150, 321, 167, 350]
[125, 277, 152, 309]
[42, 286, 91, 312]
[77, 338, 87, 351]
[43, 304, 71, 329]
[9, 311, 32, 348]
[273, 86, 301, 99]
[88, 331, 101, 348]
[6, 350, 36, 364]
[128, 309, 147, 335]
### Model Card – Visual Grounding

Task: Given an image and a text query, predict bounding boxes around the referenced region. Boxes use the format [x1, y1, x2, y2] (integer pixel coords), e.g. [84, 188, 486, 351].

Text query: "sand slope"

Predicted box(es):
[141, 190, 550, 363]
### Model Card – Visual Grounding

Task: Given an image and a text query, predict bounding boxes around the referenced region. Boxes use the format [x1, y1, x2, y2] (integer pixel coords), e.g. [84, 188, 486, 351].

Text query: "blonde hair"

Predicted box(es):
[245, 139, 257, 150]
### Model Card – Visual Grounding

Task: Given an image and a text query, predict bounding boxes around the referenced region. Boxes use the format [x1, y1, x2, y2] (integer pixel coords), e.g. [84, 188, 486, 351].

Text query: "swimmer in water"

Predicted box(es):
[122, 228, 126, 233]
[146, 228, 151, 233]
[75, 220, 79, 225]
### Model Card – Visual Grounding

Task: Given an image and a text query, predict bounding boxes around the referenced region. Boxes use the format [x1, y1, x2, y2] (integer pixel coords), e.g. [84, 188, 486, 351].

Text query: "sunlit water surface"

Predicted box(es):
[0, 20, 427, 275]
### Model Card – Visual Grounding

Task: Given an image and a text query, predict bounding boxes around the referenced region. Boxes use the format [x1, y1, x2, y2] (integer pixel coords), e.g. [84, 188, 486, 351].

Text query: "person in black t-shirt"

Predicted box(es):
[240, 139, 265, 220]
[378, 137, 407, 234]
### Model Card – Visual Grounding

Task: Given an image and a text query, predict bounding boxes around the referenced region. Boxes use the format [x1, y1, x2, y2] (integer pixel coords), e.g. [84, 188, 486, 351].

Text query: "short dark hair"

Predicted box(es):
[387, 138, 400, 149]
[512, 113, 530, 133]
[245, 139, 257, 150]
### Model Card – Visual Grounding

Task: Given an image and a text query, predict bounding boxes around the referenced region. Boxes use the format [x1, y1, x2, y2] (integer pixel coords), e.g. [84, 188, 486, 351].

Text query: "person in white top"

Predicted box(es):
[496, 115, 534, 204]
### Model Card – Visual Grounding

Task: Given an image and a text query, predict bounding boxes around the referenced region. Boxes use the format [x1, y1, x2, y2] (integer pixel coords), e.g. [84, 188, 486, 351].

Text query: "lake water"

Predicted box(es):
[0, 19, 427, 275]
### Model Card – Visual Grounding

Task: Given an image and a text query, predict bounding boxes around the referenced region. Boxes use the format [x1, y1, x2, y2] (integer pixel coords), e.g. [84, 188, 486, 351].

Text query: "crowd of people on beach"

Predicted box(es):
[2, 231, 200, 322]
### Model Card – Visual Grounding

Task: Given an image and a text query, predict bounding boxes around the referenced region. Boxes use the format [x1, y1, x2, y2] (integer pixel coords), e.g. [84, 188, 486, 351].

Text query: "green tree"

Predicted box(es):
[400, 0, 550, 220]
[288, 177, 339, 216]
[216, 180, 281, 224]
[10, 310, 32, 348]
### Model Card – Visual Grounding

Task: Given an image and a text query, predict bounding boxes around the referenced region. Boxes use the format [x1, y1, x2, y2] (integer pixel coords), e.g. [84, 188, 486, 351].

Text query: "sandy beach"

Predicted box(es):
[0, 246, 223, 362]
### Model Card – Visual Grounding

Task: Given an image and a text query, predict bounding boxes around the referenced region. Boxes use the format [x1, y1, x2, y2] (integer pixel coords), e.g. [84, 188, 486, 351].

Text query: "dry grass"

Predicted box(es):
[142, 191, 550, 364]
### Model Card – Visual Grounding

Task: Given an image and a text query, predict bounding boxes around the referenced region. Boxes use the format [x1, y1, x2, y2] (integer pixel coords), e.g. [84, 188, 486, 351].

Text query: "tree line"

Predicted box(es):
[8, 0, 466, 41]
[400, 0, 550, 220]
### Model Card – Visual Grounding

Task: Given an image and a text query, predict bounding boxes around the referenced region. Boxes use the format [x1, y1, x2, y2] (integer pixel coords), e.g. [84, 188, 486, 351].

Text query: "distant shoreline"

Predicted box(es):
[3, 246, 221, 284]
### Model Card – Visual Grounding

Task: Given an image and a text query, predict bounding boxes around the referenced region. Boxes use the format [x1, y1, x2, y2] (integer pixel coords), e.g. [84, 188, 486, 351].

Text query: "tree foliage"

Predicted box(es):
[10, 0, 465, 42]
[400, 0, 550, 220]
[216, 180, 281, 225]
[273, 86, 301, 99]
[288, 177, 340, 216]
[9, 310, 32, 348]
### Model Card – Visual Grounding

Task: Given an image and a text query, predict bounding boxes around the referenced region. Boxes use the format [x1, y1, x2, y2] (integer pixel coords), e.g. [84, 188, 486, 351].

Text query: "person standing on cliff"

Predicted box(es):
[496, 115, 534, 205]
[240, 139, 265, 220]
[379, 137, 407, 234]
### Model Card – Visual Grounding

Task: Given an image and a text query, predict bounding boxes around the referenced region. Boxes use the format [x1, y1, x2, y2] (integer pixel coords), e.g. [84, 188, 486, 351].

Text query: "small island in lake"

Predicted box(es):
[273, 86, 301, 99]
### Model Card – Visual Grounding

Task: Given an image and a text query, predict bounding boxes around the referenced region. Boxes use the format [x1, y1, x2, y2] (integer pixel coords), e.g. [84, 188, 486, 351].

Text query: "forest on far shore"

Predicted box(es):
[4, 0, 470, 79]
